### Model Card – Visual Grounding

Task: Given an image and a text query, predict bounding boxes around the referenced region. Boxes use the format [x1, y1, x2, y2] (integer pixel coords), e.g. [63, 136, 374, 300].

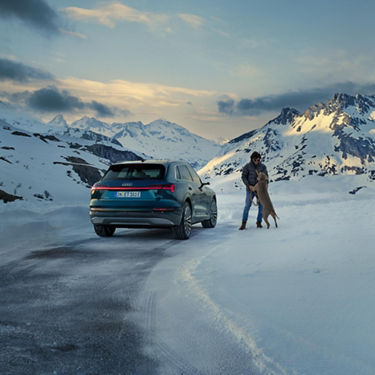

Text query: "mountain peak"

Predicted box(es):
[71, 116, 110, 128]
[146, 118, 192, 136]
[326, 93, 355, 110]
[271, 107, 300, 125]
[147, 118, 175, 127]
[324, 93, 375, 114]
[48, 114, 68, 127]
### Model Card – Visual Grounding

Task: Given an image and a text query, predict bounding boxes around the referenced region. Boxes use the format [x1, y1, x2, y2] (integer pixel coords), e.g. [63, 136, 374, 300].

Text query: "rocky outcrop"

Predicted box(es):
[83, 144, 141, 164]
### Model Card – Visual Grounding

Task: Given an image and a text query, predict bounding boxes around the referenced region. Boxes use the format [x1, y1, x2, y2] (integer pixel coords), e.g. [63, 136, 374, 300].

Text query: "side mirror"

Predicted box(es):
[200, 181, 210, 189]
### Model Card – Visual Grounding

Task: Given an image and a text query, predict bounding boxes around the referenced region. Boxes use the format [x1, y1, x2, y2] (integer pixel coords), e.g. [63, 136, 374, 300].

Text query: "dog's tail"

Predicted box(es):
[272, 209, 280, 219]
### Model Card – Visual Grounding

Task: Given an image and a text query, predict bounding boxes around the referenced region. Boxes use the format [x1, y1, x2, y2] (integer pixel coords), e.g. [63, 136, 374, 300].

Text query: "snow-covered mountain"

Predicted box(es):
[48, 114, 68, 128]
[0, 102, 220, 203]
[70, 116, 113, 136]
[3, 92, 375, 204]
[200, 93, 375, 187]
[112, 119, 221, 169]
[62, 116, 221, 169]
[0, 104, 141, 203]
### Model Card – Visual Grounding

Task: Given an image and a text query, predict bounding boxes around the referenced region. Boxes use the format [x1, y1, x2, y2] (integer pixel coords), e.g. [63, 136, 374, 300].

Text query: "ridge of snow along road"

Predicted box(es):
[180, 253, 289, 375]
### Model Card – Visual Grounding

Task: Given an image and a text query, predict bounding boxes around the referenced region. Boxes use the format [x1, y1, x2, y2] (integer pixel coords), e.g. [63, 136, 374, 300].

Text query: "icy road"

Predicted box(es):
[0, 208, 259, 375]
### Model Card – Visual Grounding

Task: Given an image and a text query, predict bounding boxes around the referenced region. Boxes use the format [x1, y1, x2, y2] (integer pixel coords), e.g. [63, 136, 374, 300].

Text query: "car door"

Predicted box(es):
[177, 164, 201, 220]
[186, 164, 208, 218]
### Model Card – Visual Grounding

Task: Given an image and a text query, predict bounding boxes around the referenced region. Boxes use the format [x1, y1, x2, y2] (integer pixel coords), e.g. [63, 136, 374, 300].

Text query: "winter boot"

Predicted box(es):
[256, 221, 263, 228]
[239, 221, 246, 230]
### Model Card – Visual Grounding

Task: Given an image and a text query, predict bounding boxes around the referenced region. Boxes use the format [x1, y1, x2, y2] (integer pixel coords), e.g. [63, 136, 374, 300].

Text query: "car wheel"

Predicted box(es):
[202, 199, 217, 228]
[173, 202, 192, 240]
[94, 224, 116, 237]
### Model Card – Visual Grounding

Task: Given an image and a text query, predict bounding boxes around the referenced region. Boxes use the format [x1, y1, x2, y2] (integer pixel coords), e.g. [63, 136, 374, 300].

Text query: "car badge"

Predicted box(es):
[122, 183, 132, 186]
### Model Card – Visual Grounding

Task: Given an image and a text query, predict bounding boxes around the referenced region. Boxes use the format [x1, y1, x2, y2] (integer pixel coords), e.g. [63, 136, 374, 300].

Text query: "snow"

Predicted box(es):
[1, 169, 374, 374]
[285, 111, 337, 135]
[0, 122, 109, 203]
[200, 178, 375, 374]
[135, 175, 375, 375]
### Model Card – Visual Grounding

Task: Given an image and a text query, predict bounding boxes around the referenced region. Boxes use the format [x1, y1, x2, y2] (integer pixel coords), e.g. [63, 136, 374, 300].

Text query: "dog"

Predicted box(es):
[252, 171, 278, 229]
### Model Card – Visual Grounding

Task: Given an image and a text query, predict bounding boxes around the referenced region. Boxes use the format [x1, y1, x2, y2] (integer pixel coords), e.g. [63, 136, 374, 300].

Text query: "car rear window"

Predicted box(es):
[103, 164, 165, 180]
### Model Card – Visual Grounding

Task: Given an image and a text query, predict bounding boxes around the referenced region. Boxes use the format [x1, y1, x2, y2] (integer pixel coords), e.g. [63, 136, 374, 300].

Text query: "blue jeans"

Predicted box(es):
[242, 189, 263, 223]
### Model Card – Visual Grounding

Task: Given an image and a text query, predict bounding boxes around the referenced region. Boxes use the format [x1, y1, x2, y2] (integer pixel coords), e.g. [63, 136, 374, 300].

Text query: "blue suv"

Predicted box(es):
[90, 160, 217, 239]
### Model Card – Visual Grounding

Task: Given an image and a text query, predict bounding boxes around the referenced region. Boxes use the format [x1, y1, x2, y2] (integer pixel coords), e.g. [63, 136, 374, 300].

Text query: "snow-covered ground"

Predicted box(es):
[138, 175, 375, 375]
[1, 175, 374, 374]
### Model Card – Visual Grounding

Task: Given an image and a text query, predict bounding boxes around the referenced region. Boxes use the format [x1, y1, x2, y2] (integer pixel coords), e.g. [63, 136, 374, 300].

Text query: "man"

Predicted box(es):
[239, 151, 268, 230]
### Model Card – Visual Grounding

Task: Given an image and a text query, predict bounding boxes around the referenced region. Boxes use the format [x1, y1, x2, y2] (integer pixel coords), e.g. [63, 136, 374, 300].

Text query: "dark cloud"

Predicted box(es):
[1, 86, 120, 118]
[217, 96, 235, 115]
[28, 86, 85, 112]
[218, 82, 375, 116]
[0, 0, 60, 33]
[0, 58, 54, 82]
[89, 100, 114, 117]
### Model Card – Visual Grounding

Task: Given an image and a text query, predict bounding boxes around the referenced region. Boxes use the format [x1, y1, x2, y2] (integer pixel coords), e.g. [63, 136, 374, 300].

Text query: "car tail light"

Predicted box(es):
[91, 184, 176, 192]
[152, 207, 175, 212]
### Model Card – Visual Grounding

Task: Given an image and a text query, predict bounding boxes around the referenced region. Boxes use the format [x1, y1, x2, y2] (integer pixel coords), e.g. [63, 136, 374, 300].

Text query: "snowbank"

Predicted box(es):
[190, 176, 375, 374]
[138, 175, 375, 374]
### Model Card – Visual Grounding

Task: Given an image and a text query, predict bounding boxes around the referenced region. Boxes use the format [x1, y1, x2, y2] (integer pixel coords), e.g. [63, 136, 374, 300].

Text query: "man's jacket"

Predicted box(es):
[241, 161, 268, 189]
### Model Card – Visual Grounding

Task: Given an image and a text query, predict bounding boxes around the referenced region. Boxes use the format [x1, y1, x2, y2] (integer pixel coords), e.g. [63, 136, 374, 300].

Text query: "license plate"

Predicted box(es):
[116, 191, 141, 198]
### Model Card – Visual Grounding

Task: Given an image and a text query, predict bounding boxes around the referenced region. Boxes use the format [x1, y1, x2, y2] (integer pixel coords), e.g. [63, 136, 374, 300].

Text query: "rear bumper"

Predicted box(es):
[89, 208, 182, 227]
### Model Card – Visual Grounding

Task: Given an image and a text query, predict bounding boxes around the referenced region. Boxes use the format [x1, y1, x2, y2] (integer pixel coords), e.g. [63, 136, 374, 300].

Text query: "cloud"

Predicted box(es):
[178, 13, 204, 29]
[218, 82, 375, 116]
[0, 58, 54, 82]
[59, 28, 86, 40]
[1, 76, 216, 123]
[28, 86, 85, 112]
[63, 2, 169, 29]
[88, 100, 114, 117]
[63, 2, 207, 32]
[59, 77, 216, 108]
[217, 96, 235, 115]
[0, 0, 60, 33]
[2, 86, 118, 118]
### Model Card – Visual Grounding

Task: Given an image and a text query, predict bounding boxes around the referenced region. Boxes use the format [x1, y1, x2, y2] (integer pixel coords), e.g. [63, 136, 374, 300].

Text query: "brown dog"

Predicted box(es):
[252, 171, 278, 229]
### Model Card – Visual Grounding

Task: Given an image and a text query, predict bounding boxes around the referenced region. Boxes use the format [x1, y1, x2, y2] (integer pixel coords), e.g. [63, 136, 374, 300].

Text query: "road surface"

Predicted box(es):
[0, 223, 258, 375]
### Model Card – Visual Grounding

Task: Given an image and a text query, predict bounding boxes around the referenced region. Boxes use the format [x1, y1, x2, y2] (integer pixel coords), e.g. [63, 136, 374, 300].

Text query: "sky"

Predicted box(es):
[1, 0, 375, 141]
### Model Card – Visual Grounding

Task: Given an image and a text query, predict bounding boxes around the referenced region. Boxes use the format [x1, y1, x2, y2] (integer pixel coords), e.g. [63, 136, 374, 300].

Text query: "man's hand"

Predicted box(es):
[249, 185, 254, 192]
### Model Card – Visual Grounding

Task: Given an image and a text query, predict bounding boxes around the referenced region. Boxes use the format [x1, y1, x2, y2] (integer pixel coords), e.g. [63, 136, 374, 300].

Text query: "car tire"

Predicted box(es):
[202, 199, 217, 228]
[173, 201, 192, 240]
[94, 224, 116, 237]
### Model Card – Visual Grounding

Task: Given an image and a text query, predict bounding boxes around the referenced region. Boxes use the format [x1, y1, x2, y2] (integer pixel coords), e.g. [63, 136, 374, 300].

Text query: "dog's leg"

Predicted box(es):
[271, 212, 278, 228]
[263, 214, 270, 229]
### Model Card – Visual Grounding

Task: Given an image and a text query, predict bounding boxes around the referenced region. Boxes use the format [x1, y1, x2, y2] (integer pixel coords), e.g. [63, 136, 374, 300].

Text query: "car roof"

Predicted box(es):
[111, 159, 183, 167]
